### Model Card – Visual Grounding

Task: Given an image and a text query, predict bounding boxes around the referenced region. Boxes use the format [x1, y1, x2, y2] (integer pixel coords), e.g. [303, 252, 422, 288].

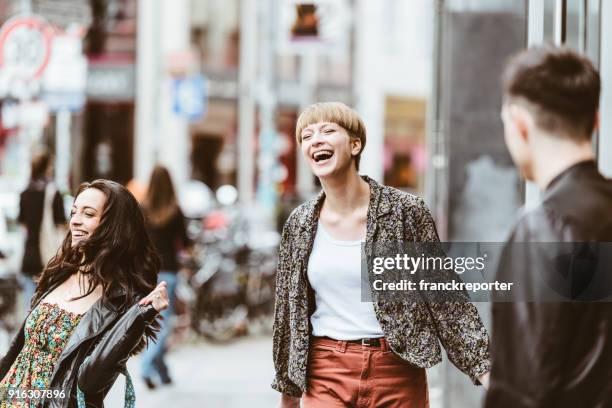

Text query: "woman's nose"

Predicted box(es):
[70, 213, 82, 226]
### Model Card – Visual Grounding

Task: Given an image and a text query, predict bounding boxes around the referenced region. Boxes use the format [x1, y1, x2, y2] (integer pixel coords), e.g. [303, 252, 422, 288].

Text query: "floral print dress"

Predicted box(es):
[0, 302, 83, 408]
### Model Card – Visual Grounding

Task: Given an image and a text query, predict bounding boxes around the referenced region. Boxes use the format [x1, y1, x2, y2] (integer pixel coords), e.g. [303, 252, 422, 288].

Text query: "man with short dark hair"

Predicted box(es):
[486, 45, 612, 407]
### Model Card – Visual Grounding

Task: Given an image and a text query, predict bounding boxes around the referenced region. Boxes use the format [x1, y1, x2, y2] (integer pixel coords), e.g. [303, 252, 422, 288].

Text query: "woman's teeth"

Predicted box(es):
[313, 151, 333, 162]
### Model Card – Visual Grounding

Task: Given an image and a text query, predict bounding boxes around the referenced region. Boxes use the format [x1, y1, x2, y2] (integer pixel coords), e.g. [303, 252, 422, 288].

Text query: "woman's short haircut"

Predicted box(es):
[295, 102, 367, 170]
[502, 44, 600, 141]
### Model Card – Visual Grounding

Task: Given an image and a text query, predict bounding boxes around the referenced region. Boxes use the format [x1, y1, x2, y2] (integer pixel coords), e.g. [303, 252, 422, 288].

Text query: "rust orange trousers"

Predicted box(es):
[302, 337, 429, 408]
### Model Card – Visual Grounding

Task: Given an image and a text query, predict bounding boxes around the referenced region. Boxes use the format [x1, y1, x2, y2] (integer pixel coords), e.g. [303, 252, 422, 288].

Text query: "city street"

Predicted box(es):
[3, 1, 609, 406]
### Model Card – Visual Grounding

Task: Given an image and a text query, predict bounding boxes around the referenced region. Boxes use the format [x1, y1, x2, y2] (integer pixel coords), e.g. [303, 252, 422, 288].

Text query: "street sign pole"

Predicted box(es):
[0, 14, 53, 189]
[21, 0, 32, 14]
[55, 108, 70, 193]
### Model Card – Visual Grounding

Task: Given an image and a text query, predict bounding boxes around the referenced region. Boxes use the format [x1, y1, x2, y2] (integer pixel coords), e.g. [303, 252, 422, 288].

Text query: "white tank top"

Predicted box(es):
[307, 221, 384, 340]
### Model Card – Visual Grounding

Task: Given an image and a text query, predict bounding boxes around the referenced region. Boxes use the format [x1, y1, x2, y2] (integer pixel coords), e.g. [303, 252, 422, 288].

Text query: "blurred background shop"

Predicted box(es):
[0, 0, 611, 407]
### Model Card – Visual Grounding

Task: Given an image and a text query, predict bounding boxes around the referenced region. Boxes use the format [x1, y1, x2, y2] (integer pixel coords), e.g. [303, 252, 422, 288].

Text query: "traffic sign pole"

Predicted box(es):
[0, 14, 53, 190]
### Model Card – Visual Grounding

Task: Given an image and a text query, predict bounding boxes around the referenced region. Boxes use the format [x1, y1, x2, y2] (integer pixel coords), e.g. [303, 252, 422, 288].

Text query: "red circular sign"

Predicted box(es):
[0, 15, 54, 81]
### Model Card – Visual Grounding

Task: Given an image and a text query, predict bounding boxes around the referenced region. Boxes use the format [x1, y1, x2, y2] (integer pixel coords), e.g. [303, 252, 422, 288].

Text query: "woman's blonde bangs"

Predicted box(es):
[295, 102, 366, 146]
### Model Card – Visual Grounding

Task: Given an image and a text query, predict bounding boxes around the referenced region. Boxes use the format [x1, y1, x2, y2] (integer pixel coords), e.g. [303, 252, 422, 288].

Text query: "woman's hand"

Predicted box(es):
[478, 371, 491, 390]
[138, 281, 169, 312]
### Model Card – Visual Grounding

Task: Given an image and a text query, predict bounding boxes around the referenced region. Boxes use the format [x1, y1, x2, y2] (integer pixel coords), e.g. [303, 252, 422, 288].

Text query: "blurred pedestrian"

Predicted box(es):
[18, 151, 66, 314]
[126, 178, 147, 204]
[272, 102, 490, 408]
[291, 4, 319, 37]
[140, 165, 191, 389]
[487, 45, 612, 407]
[0, 179, 168, 407]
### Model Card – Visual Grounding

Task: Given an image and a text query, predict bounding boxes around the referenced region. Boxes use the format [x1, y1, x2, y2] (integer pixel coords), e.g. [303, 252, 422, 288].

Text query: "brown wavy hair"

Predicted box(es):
[32, 179, 161, 353]
[142, 165, 179, 227]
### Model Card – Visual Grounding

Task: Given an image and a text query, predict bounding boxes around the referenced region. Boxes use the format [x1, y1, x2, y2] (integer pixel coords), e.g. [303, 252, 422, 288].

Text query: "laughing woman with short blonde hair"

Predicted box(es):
[272, 102, 491, 408]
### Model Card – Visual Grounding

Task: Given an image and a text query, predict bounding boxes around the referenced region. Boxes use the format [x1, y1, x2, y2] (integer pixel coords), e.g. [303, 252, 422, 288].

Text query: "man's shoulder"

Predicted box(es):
[539, 165, 612, 239]
[509, 205, 557, 242]
[517, 187, 612, 242]
[510, 199, 593, 242]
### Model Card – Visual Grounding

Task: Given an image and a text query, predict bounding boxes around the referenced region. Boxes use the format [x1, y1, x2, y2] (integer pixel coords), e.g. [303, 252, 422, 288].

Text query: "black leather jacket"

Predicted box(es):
[486, 161, 612, 408]
[0, 286, 158, 407]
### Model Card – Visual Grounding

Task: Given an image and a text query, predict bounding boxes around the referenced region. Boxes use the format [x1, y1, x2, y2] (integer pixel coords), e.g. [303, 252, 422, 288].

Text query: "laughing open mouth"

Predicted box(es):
[72, 231, 88, 238]
[312, 150, 334, 163]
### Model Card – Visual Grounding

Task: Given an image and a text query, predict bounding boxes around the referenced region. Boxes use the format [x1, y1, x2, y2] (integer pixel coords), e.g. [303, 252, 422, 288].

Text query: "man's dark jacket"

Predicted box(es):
[486, 160, 612, 408]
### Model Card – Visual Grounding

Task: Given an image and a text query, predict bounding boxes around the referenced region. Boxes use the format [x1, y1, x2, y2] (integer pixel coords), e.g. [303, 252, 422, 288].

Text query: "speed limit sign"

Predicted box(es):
[0, 15, 53, 82]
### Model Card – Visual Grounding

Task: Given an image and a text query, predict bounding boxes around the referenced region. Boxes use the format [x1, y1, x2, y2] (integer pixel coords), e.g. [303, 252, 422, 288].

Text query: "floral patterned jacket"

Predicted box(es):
[271, 176, 490, 397]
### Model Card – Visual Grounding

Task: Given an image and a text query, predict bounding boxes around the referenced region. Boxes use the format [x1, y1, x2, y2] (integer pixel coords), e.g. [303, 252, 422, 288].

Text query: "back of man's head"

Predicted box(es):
[503, 45, 600, 141]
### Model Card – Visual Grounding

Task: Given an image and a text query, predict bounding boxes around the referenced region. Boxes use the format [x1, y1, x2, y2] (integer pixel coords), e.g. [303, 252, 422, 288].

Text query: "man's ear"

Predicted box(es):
[594, 111, 600, 132]
[508, 104, 531, 143]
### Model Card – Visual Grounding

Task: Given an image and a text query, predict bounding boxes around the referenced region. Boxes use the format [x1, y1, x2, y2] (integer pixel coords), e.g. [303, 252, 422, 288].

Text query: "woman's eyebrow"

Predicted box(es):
[320, 123, 336, 130]
[304, 123, 333, 134]
[73, 205, 98, 212]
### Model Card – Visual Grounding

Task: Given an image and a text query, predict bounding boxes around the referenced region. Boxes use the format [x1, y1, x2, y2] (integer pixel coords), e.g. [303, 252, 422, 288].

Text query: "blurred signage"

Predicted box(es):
[0, 15, 53, 97]
[1, 100, 49, 130]
[172, 74, 207, 122]
[205, 71, 238, 100]
[165, 50, 198, 75]
[32, 0, 92, 29]
[317, 84, 352, 105]
[257, 129, 286, 209]
[42, 34, 88, 111]
[87, 61, 135, 102]
[278, 0, 351, 55]
[42, 92, 85, 112]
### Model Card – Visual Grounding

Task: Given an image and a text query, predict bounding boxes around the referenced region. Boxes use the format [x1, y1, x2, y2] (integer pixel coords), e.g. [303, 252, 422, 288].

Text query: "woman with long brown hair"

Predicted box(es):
[140, 165, 190, 389]
[0, 179, 168, 407]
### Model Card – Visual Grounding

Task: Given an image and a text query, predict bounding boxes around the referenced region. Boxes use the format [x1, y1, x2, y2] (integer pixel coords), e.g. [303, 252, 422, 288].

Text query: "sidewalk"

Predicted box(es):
[106, 335, 279, 407]
[105, 335, 445, 408]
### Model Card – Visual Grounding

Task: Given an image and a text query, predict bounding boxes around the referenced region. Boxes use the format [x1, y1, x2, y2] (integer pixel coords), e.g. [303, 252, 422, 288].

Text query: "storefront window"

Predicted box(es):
[383, 96, 427, 193]
[189, 0, 240, 189]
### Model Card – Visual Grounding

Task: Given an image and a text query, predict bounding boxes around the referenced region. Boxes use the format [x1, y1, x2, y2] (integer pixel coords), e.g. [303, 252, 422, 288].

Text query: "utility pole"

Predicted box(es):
[237, 0, 257, 204]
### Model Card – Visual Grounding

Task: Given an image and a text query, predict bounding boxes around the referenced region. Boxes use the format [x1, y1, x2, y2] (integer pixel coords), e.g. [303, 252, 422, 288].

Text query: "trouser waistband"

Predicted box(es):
[311, 336, 391, 352]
